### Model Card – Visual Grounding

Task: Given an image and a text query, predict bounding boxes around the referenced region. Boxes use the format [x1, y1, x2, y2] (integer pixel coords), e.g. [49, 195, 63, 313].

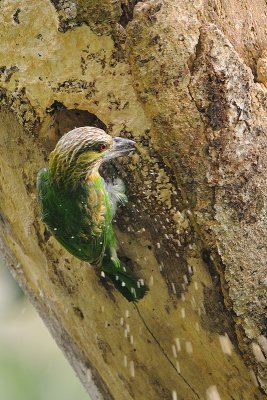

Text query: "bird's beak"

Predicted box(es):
[104, 137, 135, 160]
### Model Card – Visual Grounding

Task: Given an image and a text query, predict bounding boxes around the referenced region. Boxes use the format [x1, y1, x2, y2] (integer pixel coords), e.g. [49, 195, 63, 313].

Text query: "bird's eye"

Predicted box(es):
[99, 143, 107, 152]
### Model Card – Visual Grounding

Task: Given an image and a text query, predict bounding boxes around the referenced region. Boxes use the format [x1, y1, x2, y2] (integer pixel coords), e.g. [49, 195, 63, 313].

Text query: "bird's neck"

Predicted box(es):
[49, 158, 101, 191]
[86, 169, 101, 185]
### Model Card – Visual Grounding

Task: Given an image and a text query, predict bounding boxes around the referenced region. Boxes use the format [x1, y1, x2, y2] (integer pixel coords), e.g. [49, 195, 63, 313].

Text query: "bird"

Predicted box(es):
[37, 126, 147, 301]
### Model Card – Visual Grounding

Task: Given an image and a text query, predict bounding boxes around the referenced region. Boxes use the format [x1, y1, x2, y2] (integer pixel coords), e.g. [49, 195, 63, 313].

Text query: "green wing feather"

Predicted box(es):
[38, 168, 105, 263]
[101, 255, 147, 301]
[37, 168, 147, 301]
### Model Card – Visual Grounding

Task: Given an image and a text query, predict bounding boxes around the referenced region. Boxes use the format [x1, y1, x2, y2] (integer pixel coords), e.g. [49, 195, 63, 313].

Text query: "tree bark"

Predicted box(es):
[0, 0, 266, 399]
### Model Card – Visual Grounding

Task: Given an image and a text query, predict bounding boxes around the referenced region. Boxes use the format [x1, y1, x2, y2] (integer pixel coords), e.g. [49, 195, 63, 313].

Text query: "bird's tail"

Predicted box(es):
[101, 255, 147, 301]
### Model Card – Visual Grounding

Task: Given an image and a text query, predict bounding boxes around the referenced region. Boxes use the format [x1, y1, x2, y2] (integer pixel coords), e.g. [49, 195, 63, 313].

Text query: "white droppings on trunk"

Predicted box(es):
[185, 341, 193, 354]
[206, 385, 221, 400]
[171, 282, 176, 294]
[174, 338, 181, 352]
[172, 344, 177, 358]
[191, 296, 196, 309]
[219, 334, 232, 356]
[129, 360, 135, 378]
[183, 274, 188, 284]
[176, 361, 181, 373]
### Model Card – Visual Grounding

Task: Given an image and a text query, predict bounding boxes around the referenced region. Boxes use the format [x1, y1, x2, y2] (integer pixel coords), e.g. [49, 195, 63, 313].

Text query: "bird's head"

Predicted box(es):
[49, 126, 135, 188]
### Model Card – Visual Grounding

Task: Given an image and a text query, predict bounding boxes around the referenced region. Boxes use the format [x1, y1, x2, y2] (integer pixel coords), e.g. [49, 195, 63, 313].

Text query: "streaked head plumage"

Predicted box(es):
[51, 126, 112, 163]
[49, 126, 135, 188]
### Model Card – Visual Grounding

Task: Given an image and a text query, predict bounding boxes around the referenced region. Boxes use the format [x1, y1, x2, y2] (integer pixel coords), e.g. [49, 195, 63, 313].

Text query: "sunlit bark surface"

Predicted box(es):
[0, 1, 266, 398]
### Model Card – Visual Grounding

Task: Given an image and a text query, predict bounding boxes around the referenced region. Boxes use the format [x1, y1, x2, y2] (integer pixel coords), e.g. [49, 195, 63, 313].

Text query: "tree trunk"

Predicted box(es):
[0, 0, 266, 398]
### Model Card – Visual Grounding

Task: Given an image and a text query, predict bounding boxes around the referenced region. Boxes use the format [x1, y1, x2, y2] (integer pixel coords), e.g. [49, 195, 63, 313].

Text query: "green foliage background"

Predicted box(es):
[0, 260, 88, 400]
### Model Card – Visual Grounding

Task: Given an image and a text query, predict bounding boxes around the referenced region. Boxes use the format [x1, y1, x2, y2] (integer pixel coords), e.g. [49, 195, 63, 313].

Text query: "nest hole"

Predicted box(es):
[52, 107, 106, 138]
